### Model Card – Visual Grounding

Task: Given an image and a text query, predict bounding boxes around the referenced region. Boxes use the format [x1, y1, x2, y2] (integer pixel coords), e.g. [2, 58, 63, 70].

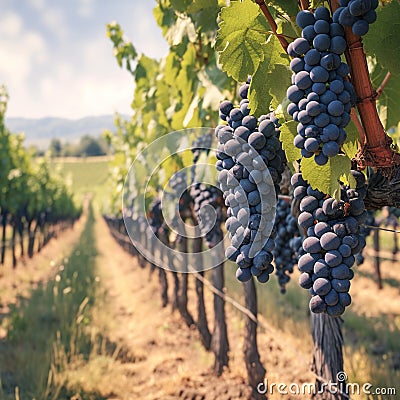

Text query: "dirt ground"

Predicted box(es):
[0, 212, 87, 341]
[0, 210, 315, 400]
[90, 215, 314, 400]
[1, 210, 398, 399]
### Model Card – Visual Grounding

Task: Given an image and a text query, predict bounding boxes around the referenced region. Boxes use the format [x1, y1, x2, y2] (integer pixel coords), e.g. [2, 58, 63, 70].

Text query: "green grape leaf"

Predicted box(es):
[163, 52, 180, 86]
[269, 63, 292, 109]
[302, 154, 352, 197]
[370, 62, 400, 130]
[363, 1, 400, 77]
[280, 120, 301, 163]
[248, 35, 290, 116]
[170, 0, 191, 12]
[188, 0, 220, 32]
[248, 59, 273, 116]
[269, 0, 299, 17]
[180, 148, 194, 168]
[342, 119, 359, 160]
[153, 1, 177, 35]
[216, 0, 270, 82]
[135, 55, 159, 86]
[165, 15, 197, 45]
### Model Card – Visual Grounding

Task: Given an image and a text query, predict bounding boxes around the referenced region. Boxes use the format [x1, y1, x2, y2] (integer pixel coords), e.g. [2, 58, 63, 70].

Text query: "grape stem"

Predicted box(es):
[298, 0, 310, 11]
[350, 108, 366, 145]
[376, 72, 391, 98]
[254, 0, 289, 51]
[330, 0, 400, 176]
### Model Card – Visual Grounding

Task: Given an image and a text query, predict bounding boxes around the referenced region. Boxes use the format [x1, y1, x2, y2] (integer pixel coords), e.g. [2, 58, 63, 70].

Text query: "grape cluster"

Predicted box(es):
[148, 198, 163, 235]
[292, 170, 367, 316]
[169, 171, 192, 213]
[216, 81, 286, 283]
[334, 0, 378, 36]
[190, 183, 224, 248]
[355, 210, 375, 265]
[274, 198, 302, 293]
[192, 133, 213, 164]
[287, 7, 357, 165]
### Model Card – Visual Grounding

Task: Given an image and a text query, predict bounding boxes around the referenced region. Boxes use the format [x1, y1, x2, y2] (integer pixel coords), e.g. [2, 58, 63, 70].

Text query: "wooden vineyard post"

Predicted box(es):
[372, 228, 383, 290]
[192, 230, 211, 350]
[210, 243, 229, 376]
[176, 233, 195, 328]
[312, 314, 347, 400]
[242, 278, 266, 399]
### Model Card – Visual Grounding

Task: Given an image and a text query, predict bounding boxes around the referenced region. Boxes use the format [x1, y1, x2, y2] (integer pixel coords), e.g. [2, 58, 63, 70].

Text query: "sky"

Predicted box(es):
[0, 0, 169, 119]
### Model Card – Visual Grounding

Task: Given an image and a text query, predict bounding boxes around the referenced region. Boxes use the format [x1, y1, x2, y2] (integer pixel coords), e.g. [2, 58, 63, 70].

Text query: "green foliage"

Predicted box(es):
[280, 121, 301, 164]
[2, 206, 99, 398]
[216, 0, 270, 82]
[342, 121, 359, 160]
[105, 0, 237, 214]
[216, 1, 291, 117]
[248, 36, 291, 116]
[0, 88, 79, 226]
[106, 22, 138, 73]
[364, 1, 400, 129]
[269, 0, 299, 17]
[364, 1, 400, 77]
[106, 0, 400, 207]
[302, 155, 353, 197]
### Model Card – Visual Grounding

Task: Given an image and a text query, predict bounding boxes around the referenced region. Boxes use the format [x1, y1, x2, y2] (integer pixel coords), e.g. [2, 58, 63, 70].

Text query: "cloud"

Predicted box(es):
[41, 7, 69, 39]
[2, 0, 168, 118]
[0, 12, 47, 83]
[78, 0, 95, 17]
[0, 11, 22, 35]
[28, 0, 45, 10]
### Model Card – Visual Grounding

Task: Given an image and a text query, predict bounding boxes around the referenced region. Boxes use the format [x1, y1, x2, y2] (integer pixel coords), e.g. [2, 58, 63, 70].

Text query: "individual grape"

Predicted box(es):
[364, 9, 377, 23]
[320, 232, 341, 250]
[303, 236, 322, 253]
[313, 34, 331, 51]
[296, 10, 316, 28]
[322, 140, 340, 157]
[352, 19, 369, 35]
[310, 66, 330, 83]
[239, 83, 249, 99]
[295, 71, 313, 90]
[236, 267, 253, 282]
[314, 19, 330, 34]
[310, 295, 327, 313]
[220, 100, 234, 116]
[330, 36, 347, 54]
[305, 49, 321, 66]
[327, 303, 345, 317]
[320, 53, 341, 71]
[293, 37, 311, 55]
[331, 264, 353, 279]
[313, 277, 332, 296]
[315, 152, 328, 165]
[325, 289, 339, 306]
[314, 259, 330, 278]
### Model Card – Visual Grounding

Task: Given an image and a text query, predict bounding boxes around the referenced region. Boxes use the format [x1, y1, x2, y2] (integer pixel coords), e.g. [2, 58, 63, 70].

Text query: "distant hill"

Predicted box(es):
[5, 114, 129, 149]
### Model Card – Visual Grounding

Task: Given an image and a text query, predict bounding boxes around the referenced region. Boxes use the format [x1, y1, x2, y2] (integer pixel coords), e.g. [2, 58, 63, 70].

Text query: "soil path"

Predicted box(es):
[92, 215, 313, 400]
